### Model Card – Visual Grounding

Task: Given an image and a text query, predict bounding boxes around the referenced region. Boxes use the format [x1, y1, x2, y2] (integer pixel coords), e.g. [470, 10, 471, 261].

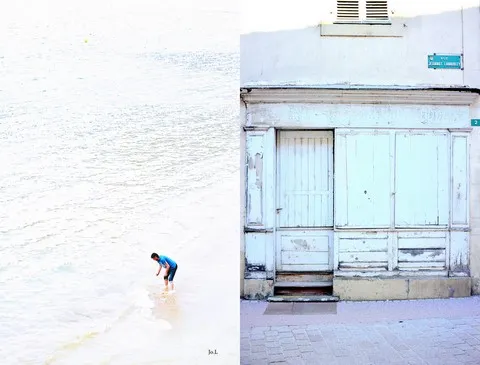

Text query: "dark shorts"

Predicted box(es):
[166, 265, 178, 282]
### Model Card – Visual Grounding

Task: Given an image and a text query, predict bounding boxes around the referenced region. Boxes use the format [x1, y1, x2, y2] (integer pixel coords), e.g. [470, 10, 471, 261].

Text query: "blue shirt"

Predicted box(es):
[157, 255, 177, 269]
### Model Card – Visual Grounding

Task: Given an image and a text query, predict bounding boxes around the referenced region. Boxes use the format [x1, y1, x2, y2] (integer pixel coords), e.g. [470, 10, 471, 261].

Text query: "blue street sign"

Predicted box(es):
[428, 54, 462, 69]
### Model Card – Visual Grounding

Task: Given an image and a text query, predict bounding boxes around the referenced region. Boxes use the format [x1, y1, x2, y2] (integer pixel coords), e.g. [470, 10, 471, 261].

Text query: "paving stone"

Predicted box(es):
[283, 349, 301, 358]
[266, 347, 282, 355]
[281, 343, 298, 351]
[250, 351, 268, 360]
[298, 345, 314, 353]
[308, 334, 324, 342]
[251, 345, 266, 353]
[264, 341, 279, 348]
[279, 337, 296, 345]
[241, 300, 480, 365]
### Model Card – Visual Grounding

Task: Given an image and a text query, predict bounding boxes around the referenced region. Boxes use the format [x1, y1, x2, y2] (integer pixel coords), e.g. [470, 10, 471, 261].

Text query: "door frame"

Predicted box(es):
[273, 128, 335, 275]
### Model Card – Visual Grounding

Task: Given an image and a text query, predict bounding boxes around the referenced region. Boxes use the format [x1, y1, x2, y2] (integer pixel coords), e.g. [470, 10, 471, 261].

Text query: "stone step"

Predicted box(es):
[276, 271, 333, 282]
[274, 281, 333, 288]
[268, 295, 339, 303]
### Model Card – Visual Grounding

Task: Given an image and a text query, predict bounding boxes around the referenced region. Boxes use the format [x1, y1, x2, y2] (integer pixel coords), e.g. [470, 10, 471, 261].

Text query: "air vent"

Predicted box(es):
[336, 0, 360, 21]
[366, 0, 389, 21]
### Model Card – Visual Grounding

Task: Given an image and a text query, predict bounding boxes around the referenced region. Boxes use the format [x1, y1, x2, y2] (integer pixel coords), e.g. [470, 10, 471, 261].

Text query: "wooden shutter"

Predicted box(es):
[366, 1, 389, 21]
[336, 0, 360, 21]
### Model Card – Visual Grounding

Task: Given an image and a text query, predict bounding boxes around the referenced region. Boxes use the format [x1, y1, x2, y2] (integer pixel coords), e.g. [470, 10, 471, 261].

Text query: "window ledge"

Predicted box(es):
[320, 22, 404, 37]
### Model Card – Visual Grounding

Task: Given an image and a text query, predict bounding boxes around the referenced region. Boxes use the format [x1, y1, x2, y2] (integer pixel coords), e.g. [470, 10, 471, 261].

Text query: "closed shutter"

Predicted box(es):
[336, 0, 360, 22]
[394, 131, 449, 227]
[366, 1, 389, 21]
[335, 130, 392, 228]
[336, 0, 389, 22]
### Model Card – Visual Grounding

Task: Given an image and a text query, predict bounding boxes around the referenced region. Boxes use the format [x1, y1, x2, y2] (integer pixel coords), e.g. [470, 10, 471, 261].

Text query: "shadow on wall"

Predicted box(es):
[240, 6, 480, 87]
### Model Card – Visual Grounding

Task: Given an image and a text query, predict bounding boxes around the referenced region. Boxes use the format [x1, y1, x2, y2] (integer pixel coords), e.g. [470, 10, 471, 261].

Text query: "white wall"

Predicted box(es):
[241, 0, 480, 87]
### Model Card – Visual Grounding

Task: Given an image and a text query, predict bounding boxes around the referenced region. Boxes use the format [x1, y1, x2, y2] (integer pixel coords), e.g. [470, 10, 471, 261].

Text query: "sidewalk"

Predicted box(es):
[241, 296, 480, 365]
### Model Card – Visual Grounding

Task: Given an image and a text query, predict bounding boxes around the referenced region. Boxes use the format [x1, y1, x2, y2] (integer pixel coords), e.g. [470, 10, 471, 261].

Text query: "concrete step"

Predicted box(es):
[276, 271, 333, 282]
[268, 295, 339, 303]
[274, 281, 333, 288]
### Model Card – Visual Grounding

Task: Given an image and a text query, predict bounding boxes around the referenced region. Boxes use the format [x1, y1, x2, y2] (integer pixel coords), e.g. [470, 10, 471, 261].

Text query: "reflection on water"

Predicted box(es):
[0, 0, 239, 364]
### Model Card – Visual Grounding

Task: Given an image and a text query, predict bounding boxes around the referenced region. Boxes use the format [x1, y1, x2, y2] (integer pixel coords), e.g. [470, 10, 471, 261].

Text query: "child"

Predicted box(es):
[151, 252, 178, 291]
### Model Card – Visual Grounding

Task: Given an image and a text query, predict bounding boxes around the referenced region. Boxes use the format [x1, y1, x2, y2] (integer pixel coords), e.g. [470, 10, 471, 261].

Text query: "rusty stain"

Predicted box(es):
[293, 239, 310, 250]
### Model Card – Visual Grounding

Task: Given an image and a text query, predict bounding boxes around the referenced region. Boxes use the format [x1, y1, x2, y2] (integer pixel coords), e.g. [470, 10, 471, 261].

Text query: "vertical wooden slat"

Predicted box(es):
[451, 133, 469, 226]
[308, 138, 315, 227]
[437, 134, 450, 225]
[245, 132, 265, 227]
[288, 136, 294, 226]
[334, 132, 347, 227]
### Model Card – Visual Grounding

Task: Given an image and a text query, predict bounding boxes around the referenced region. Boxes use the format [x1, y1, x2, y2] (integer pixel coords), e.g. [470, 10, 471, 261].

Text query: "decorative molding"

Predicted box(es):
[244, 227, 273, 233]
[240, 87, 480, 106]
[320, 23, 404, 38]
[243, 126, 269, 132]
[448, 128, 473, 133]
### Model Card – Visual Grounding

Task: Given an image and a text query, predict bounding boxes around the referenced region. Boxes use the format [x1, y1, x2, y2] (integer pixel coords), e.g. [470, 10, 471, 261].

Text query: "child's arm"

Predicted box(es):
[156, 264, 162, 276]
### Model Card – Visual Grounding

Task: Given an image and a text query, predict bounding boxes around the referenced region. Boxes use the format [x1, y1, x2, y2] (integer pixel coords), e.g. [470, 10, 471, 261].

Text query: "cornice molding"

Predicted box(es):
[240, 87, 480, 106]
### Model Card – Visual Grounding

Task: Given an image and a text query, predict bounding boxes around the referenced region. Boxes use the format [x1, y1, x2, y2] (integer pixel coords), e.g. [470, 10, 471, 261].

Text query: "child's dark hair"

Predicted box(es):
[151, 252, 159, 259]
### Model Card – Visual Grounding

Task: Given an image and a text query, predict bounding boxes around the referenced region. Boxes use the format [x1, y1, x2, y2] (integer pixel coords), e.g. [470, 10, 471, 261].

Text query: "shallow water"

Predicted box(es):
[0, 1, 239, 364]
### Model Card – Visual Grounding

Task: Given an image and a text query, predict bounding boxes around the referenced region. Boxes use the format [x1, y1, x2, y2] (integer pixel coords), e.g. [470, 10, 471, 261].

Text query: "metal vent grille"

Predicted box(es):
[336, 1, 360, 21]
[366, 0, 389, 21]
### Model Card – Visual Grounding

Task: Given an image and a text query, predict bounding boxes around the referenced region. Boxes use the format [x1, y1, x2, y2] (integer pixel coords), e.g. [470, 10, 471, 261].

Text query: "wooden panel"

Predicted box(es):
[398, 249, 446, 262]
[334, 231, 390, 271]
[338, 238, 388, 252]
[245, 233, 266, 270]
[339, 262, 388, 270]
[395, 131, 449, 227]
[335, 130, 391, 228]
[398, 237, 447, 249]
[247, 104, 471, 129]
[264, 128, 276, 229]
[281, 251, 329, 265]
[246, 132, 265, 226]
[276, 230, 333, 271]
[398, 262, 446, 270]
[450, 231, 469, 273]
[277, 130, 333, 228]
[451, 133, 469, 226]
[339, 251, 388, 263]
[281, 235, 329, 252]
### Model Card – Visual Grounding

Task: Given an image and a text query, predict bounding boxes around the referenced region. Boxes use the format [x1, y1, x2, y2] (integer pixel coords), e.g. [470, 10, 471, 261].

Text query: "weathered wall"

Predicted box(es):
[241, 0, 480, 88]
[470, 99, 480, 294]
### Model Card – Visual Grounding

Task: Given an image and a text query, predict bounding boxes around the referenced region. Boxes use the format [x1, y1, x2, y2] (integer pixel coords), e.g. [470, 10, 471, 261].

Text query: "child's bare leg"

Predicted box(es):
[170, 281, 175, 291]
[163, 277, 168, 290]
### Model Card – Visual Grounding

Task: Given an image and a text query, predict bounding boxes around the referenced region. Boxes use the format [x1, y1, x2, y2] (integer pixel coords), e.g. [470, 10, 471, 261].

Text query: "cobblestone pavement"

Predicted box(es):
[241, 297, 480, 365]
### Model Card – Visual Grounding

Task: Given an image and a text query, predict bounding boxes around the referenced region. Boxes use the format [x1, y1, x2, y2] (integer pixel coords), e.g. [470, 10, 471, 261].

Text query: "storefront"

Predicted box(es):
[241, 86, 479, 301]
